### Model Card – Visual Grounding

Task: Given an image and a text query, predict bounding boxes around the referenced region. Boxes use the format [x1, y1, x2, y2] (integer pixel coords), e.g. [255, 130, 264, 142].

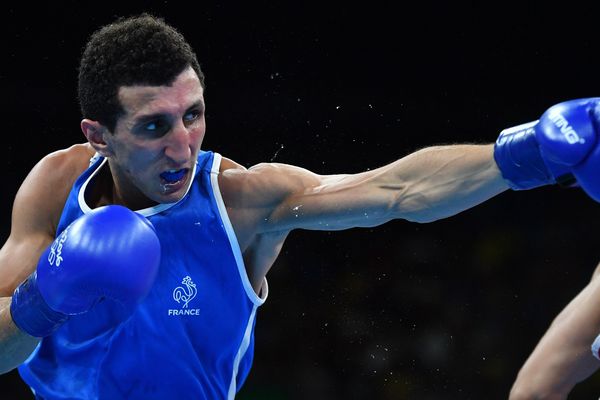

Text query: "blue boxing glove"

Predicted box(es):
[10, 205, 161, 337]
[494, 98, 600, 201]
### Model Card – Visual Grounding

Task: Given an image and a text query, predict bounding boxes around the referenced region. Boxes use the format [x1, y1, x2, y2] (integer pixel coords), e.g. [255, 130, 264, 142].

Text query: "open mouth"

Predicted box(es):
[159, 168, 189, 192]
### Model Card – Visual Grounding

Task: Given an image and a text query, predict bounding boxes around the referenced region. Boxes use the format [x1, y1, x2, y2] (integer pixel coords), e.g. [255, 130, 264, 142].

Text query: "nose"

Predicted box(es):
[164, 121, 192, 164]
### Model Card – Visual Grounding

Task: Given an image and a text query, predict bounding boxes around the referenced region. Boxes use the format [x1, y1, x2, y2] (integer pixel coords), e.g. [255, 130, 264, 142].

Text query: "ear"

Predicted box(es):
[81, 119, 113, 157]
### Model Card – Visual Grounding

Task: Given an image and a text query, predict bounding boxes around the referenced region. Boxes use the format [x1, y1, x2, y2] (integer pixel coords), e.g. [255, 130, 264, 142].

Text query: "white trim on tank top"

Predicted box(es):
[209, 153, 269, 398]
[209, 153, 268, 306]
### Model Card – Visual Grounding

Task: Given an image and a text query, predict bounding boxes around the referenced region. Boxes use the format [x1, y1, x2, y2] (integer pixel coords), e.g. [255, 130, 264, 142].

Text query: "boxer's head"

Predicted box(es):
[79, 14, 206, 208]
[78, 13, 205, 133]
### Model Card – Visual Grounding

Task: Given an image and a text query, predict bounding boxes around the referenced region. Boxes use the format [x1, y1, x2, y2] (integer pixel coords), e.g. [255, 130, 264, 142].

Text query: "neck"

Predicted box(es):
[89, 160, 158, 211]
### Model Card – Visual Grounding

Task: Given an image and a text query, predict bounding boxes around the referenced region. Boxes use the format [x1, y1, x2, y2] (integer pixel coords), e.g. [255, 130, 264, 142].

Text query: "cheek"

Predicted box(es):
[121, 144, 163, 174]
[190, 124, 206, 147]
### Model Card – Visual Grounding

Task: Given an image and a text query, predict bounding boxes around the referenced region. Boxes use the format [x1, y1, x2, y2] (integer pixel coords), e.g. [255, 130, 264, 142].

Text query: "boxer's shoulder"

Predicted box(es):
[0, 145, 95, 295]
[13, 143, 95, 237]
[42, 143, 96, 179]
[31, 143, 94, 189]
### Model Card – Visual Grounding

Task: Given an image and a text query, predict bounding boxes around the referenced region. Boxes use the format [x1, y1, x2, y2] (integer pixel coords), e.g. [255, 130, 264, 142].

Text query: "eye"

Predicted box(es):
[142, 119, 170, 136]
[184, 109, 203, 123]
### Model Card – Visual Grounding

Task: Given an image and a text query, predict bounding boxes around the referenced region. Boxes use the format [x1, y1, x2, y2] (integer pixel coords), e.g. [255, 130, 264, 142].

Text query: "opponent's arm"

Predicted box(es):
[509, 263, 600, 400]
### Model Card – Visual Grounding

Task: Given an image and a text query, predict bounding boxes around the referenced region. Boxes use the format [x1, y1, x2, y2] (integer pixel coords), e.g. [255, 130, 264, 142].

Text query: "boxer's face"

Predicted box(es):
[104, 67, 206, 208]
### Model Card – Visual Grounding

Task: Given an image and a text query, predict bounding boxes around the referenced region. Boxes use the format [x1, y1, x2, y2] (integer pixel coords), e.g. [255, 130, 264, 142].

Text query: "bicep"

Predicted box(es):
[258, 164, 397, 233]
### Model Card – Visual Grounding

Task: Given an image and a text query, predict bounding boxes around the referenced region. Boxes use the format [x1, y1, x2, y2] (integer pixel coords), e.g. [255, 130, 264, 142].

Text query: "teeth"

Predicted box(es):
[160, 168, 187, 184]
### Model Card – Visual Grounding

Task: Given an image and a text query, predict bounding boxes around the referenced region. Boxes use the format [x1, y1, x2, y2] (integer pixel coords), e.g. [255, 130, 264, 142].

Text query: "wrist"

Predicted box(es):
[493, 120, 576, 189]
[10, 272, 68, 338]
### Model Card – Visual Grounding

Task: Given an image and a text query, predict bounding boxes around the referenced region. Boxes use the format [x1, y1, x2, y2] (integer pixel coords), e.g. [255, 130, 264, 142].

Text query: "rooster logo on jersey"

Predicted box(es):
[173, 276, 197, 309]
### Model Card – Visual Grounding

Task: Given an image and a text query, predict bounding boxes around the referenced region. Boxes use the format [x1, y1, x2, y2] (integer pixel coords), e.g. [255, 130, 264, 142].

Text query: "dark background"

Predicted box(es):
[1, 1, 599, 399]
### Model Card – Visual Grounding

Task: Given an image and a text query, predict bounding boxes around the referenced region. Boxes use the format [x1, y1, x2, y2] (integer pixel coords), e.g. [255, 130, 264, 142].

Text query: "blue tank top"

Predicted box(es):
[18, 151, 268, 400]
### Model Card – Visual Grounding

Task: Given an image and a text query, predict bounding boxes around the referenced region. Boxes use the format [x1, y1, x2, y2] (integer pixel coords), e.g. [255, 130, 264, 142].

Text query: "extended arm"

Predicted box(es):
[220, 143, 509, 291]
[509, 263, 600, 400]
[221, 98, 600, 236]
[257, 144, 506, 231]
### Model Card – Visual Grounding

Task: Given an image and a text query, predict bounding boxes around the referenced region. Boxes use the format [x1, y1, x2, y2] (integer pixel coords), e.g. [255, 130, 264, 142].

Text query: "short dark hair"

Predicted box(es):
[78, 13, 205, 132]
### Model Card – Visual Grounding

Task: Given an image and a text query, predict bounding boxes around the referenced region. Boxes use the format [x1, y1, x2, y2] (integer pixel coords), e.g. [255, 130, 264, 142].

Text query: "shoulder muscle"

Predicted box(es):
[0, 144, 93, 294]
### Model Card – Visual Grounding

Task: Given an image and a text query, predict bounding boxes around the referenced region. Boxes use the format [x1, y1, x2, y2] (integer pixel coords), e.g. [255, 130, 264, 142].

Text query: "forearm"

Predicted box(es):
[391, 144, 508, 222]
[0, 297, 40, 374]
[262, 144, 508, 231]
[509, 277, 600, 399]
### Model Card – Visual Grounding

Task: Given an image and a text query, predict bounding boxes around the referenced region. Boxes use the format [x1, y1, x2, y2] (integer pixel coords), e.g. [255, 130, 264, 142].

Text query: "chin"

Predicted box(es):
[156, 184, 189, 204]
[161, 192, 187, 204]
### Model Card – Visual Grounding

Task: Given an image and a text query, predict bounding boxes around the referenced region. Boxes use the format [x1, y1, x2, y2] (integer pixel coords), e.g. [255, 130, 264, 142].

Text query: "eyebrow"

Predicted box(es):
[133, 101, 205, 124]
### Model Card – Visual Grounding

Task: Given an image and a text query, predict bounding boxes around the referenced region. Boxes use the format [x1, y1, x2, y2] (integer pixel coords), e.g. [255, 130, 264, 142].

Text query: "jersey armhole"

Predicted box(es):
[209, 153, 268, 306]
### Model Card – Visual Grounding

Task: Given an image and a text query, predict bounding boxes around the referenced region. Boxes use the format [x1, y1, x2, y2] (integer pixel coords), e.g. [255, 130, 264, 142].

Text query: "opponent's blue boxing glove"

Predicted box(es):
[494, 98, 600, 202]
[10, 205, 161, 337]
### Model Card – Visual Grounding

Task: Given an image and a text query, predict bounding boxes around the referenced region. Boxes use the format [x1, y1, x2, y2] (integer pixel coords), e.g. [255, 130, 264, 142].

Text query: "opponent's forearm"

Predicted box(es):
[0, 297, 40, 374]
[391, 144, 508, 223]
[509, 272, 600, 400]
